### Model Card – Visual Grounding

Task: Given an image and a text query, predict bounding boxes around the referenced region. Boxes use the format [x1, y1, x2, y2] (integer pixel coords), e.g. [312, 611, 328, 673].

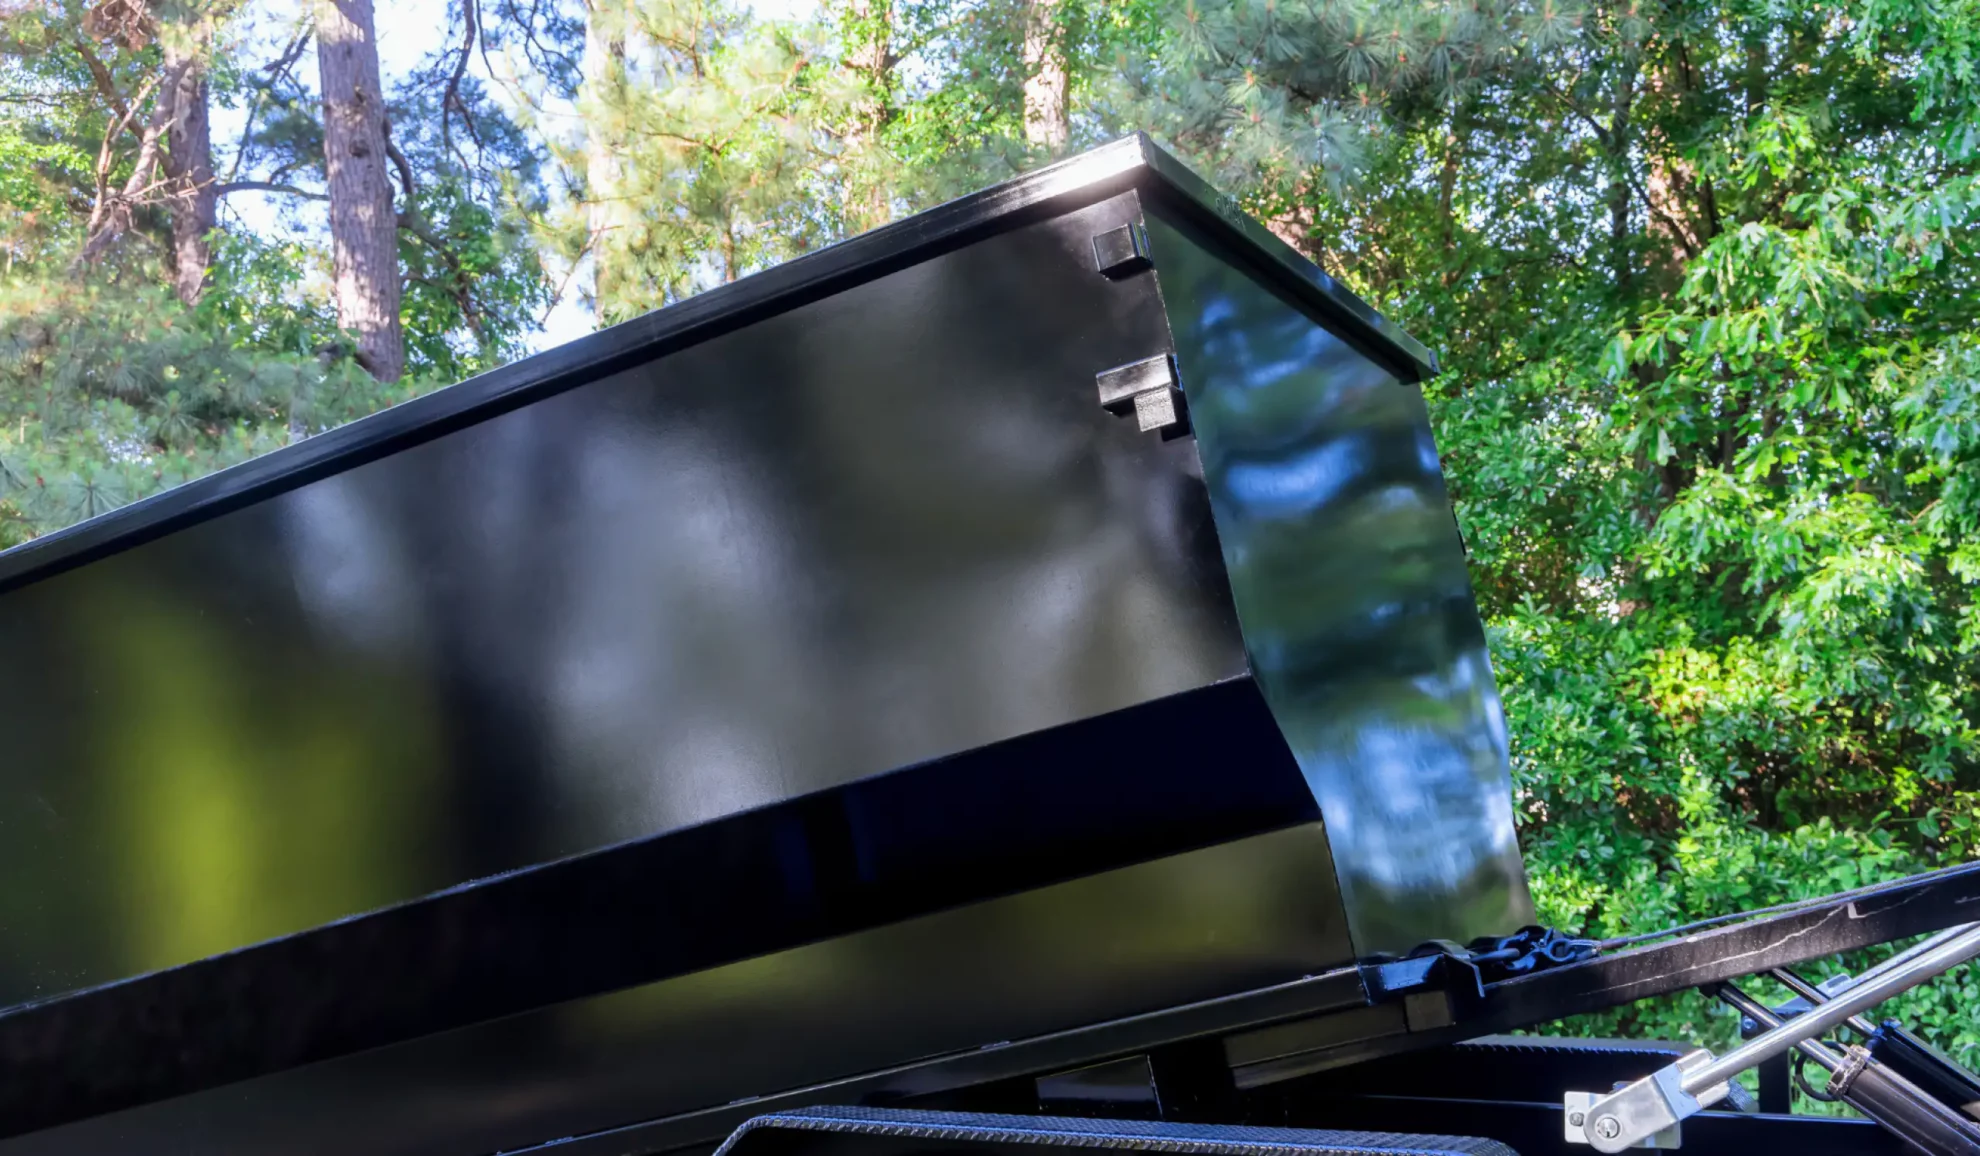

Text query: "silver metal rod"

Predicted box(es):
[1684, 923, 1980, 1094]
[1771, 967, 1877, 1038]
[1770, 923, 1980, 1039]
[1718, 981, 1844, 1071]
[1844, 924, 1980, 991]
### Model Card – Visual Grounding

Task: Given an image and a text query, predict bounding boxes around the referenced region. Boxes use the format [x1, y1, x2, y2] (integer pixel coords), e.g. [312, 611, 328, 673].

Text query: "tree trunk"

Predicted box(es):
[1021, 0, 1068, 152]
[1605, 57, 1639, 298]
[79, 56, 187, 269]
[162, 23, 216, 307]
[316, 0, 404, 382]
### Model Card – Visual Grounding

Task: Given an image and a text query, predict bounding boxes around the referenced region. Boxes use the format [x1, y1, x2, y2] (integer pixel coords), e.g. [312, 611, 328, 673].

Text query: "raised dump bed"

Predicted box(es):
[0, 135, 1529, 1156]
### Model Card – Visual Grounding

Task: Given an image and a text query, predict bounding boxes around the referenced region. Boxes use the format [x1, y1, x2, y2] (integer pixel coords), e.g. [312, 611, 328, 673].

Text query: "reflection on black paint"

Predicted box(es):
[1146, 214, 1533, 955]
[0, 193, 1250, 1009]
[0, 144, 1535, 1156]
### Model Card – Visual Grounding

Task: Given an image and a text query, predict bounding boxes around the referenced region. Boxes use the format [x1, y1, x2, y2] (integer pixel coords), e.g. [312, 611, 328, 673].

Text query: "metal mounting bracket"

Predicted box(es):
[1096, 354, 1188, 437]
[1093, 222, 1153, 278]
[1567, 1050, 1725, 1152]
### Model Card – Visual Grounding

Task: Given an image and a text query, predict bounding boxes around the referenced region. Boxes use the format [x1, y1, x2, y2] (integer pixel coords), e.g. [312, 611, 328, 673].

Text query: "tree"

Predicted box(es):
[159, 2, 215, 306]
[549, 0, 855, 321]
[68, 0, 189, 269]
[838, 0, 893, 228]
[580, 0, 630, 305]
[314, 0, 404, 381]
[1120, 0, 1980, 1060]
[1019, 0, 1065, 150]
[0, 0, 551, 548]
[880, 0, 1145, 203]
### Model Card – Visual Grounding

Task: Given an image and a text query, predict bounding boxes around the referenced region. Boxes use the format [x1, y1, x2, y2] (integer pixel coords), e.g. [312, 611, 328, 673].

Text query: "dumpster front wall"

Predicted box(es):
[1146, 209, 1535, 956]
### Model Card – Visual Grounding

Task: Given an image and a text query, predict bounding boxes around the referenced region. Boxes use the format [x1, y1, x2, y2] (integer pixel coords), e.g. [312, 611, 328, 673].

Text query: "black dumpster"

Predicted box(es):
[0, 134, 1528, 1156]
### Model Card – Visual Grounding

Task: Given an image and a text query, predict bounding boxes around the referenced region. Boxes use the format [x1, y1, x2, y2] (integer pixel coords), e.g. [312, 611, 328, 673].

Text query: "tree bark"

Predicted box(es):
[316, 0, 404, 382]
[1021, 0, 1068, 152]
[1605, 56, 1638, 298]
[162, 21, 216, 306]
[78, 61, 182, 268]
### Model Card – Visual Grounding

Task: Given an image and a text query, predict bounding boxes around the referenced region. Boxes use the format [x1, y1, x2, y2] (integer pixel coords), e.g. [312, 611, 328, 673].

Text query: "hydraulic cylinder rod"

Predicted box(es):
[1570, 923, 1980, 1152]
[1718, 983, 1980, 1156]
[1680, 924, 1980, 1097]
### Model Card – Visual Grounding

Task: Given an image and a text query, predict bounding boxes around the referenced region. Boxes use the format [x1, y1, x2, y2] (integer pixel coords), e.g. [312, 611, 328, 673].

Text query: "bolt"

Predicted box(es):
[1568, 1112, 1586, 1128]
[1594, 1117, 1622, 1141]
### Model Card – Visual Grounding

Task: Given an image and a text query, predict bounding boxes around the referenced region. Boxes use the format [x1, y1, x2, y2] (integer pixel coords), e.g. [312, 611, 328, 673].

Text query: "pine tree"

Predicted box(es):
[581, 0, 632, 307]
[315, 0, 405, 381]
[159, 2, 216, 306]
[837, 0, 894, 228]
[0, 0, 552, 544]
[553, 0, 857, 320]
[1019, 0, 1066, 151]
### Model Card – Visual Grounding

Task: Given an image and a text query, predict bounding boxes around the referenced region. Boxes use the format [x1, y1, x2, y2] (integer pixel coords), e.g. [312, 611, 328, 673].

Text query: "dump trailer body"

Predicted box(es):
[0, 136, 1527, 1155]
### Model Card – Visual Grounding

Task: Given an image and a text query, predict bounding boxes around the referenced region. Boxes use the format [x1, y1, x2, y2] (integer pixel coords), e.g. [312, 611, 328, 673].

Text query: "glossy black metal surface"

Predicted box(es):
[1143, 212, 1531, 956]
[0, 827, 1360, 1156]
[0, 136, 1430, 599]
[0, 136, 1514, 1156]
[0, 679, 1335, 1140]
[1222, 861, 1980, 1088]
[0, 190, 1245, 1009]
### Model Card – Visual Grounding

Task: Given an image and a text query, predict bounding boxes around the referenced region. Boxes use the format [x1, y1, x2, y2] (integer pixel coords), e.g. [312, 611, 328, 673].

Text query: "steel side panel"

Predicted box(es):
[1142, 211, 1533, 956]
[0, 135, 1433, 607]
[0, 676, 1333, 1139]
[0, 193, 1247, 1008]
[0, 825, 1350, 1156]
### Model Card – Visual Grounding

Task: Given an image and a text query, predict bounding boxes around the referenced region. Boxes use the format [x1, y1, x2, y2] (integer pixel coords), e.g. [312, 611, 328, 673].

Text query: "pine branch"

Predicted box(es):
[397, 210, 485, 337]
[504, 0, 581, 95]
[69, 36, 134, 128]
[442, 0, 483, 167]
[77, 67, 173, 269]
[384, 127, 420, 201]
[215, 180, 329, 201]
[225, 23, 315, 186]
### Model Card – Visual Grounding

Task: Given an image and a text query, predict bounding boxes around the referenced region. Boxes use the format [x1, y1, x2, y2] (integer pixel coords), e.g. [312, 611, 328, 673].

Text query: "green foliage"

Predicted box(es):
[0, 130, 90, 255]
[1120, 0, 1980, 1067]
[556, 0, 853, 321]
[881, 0, 1162, 202]
[0, 0, 554, 551]
[400, 172, 555, 378]
[5, 0, 1980, 1077]
[386, 48, 559, 375]
[0, 275, 413, 549]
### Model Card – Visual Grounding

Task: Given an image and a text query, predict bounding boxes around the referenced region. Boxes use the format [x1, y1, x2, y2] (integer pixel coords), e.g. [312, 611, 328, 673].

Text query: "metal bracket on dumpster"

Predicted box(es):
[1360, 945, 1486, 1034]
[1096, 354, 1188, 437]
[1361, 926, 1598, 1034]
[1093, 222, 1153, 278]
[1563, 1050, 1725, 1152]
